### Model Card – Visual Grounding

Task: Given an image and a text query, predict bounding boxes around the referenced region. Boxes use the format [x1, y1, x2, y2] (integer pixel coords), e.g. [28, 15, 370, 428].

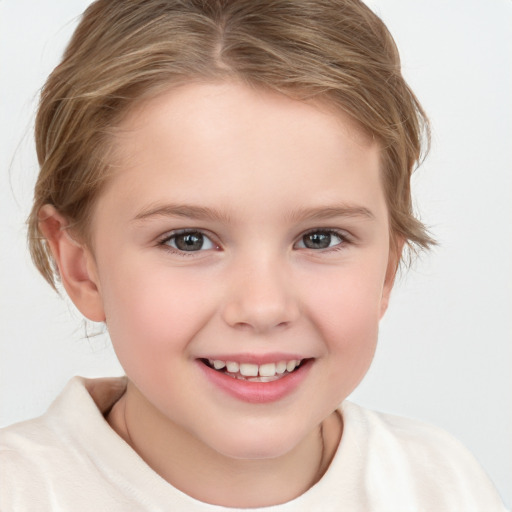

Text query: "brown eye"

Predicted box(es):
[175, 232, 204, 251]
[164, 231, 215, 252]
[297, 230, 344, 250]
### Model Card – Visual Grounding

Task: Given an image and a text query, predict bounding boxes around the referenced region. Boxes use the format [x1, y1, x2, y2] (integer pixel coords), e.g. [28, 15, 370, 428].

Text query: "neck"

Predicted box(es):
[107, 380, 342, 508]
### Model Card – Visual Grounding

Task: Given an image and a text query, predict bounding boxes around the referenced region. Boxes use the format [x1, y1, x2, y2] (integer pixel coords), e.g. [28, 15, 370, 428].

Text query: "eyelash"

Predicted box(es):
[157, 228, 352, 256]
[297, 228, 351, 252]
[157, 229, 218, 256]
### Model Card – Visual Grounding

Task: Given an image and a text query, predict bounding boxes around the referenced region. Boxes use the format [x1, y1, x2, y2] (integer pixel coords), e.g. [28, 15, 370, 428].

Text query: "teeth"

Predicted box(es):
[226, 361, 239, 373]
[239, 363, 258, 377]
[207, 358, 303, 378]
[248, 375, 281, 383]
[259, 363, 276, 377]
[286, 360, 298, 372]
[275, 361, 287, 374]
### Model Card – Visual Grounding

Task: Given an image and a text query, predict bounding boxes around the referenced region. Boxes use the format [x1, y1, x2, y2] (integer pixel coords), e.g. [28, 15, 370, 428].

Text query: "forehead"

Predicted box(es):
[114, 80, 376, 158]
[97, 81, 385, 226]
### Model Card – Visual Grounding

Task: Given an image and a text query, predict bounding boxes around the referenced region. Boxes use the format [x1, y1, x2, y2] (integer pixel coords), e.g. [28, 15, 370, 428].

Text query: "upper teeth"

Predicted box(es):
[208, 359, 302, 377]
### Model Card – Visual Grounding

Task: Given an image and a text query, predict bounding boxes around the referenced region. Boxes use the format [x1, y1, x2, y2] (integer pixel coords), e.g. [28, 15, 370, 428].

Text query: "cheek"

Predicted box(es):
[99, 263, 215, 364]
[305, 263, 385, 352]
[306, 270, 383, 400]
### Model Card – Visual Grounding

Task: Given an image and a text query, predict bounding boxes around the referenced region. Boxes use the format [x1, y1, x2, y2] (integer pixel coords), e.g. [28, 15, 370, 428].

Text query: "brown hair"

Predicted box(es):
[28, 0, 434, 289]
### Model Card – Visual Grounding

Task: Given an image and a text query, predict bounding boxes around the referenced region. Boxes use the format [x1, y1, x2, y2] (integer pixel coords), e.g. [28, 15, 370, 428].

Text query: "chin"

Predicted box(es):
[218, 442, 294, 461]
[205, 424, 309, 461]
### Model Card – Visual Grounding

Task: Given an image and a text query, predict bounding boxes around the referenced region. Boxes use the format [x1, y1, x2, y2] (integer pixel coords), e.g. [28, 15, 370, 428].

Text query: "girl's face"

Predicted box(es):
[86, 82, 396, 459]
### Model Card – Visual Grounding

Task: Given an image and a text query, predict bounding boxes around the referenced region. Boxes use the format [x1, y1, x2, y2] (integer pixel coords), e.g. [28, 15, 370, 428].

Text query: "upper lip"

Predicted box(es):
[197, 353, 309, 365]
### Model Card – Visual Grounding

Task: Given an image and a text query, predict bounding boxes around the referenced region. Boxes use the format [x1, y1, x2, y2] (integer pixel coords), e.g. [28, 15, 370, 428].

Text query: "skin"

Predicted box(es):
[40, 81, 400, 508]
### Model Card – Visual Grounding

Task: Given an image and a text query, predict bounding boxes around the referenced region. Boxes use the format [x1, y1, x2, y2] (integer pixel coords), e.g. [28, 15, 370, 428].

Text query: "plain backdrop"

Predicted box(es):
[1, 0, 511, 506]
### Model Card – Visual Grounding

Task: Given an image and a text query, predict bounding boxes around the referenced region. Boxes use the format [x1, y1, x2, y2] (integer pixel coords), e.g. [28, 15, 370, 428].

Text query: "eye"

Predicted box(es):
[295, 230, 346, 250]
[161, 230, 216, 252]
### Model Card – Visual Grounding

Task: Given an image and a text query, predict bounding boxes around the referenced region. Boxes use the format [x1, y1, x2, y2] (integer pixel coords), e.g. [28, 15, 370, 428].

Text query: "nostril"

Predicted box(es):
[232, 321, 254, 332]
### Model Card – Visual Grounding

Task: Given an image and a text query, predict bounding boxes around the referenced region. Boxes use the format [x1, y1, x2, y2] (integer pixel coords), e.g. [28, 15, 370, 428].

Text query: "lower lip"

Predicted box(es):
[197, 359, 313, 404]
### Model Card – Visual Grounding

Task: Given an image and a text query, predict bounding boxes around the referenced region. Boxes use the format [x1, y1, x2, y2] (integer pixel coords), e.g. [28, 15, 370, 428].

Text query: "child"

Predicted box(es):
[0, 0, 508, 510]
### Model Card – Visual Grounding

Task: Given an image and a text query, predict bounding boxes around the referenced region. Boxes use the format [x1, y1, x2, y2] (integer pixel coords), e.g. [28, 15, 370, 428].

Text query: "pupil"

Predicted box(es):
[176, 232, 203, 251]
[304, 232, 330, 249]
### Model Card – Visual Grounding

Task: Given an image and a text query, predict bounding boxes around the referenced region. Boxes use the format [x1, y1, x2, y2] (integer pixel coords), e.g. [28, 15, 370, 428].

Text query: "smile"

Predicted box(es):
[203, 359, 304, 382]
[198, 357, 313, 403]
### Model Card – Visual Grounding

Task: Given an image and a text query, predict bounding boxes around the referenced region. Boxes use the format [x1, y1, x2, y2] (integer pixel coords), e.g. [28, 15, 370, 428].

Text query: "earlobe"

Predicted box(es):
[38, 205, 106, 322]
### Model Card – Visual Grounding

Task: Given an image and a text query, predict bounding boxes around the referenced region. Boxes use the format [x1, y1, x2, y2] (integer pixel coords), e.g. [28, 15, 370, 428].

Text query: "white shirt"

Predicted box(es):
[0, 377, 507, 511]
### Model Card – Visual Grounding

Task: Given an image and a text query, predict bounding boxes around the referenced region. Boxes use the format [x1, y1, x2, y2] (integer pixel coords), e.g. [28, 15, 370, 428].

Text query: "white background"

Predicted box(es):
[0, 0, 510, 506]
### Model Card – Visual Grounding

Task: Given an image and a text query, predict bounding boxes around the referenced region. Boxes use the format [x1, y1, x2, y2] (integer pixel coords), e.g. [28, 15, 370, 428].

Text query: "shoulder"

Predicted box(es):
[342, 400, 470, 455]
[0, 376, 114, 457]
[0, 408, 76, 510]
[337, 401, 508, 511]
[0, 377, 129, 511]
[0, 379, 87, 469]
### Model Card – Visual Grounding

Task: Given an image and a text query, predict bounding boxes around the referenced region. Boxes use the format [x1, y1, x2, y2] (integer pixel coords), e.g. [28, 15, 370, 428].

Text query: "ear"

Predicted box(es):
[379, 236, 405, 318]
[38, 205, 106, 322]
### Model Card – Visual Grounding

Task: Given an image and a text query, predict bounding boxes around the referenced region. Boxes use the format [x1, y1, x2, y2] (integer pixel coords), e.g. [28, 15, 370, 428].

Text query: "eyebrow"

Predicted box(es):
[286, 205, 375, 223]
[132, 204, 233, 223]
[132, 203, 374, 224]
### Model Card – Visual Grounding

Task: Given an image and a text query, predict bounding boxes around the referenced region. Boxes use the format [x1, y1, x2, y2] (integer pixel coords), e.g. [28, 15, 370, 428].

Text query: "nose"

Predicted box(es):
[221, 256, 300, 333]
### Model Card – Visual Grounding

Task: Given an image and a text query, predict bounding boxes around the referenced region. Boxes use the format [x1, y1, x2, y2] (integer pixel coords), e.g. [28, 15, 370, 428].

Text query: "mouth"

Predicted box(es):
[200, 358, 308, 382]
[198, 356, 313, 403]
